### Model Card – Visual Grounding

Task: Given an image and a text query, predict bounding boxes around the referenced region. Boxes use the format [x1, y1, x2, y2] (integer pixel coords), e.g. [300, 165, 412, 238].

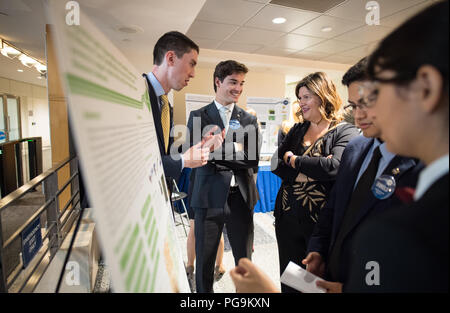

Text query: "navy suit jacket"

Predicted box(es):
[187, 101, 260, 210]
[345, 174, 448, 292]
[307, 135, 424, 282]
[143, 73, 182, 182]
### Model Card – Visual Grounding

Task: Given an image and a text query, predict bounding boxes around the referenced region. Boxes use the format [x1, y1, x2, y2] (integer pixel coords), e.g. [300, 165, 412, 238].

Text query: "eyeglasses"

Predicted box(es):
[343, 99, 370, 115]
[358, 81, 380, 108]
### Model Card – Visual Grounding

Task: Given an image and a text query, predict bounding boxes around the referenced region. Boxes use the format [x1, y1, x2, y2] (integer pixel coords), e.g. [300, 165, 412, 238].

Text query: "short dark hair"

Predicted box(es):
[342, 57, 369, 86]
[153, 31, 199, 65]
[367, 1, 448, 90]
[213, 60, 248, 92]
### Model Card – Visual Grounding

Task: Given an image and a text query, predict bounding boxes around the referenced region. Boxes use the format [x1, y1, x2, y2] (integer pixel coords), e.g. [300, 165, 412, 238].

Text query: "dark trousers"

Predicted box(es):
[194, 188, 254, 293]
[275, 207, 316, 293]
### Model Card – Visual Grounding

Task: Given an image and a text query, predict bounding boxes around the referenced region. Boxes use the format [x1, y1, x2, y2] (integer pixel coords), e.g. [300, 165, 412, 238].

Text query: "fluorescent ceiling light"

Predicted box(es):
[321, 26, 333, 32]
[17, 69, 23, 72]
[1, 42, 21, 59]
[272, 17, 286, 24]
[35, 63, 47, 74]
[19, 54, 38, 67]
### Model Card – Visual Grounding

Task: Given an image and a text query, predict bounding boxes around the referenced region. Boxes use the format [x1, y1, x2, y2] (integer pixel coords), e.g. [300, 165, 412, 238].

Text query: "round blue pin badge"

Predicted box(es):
[371, 175, 396, 200]
[229, 119, 240, 130]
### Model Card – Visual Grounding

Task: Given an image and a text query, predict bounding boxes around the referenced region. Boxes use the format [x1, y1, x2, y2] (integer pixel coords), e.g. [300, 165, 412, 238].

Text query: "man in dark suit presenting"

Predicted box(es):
[187, 60, 260, 293]
[143, 31, 210, 183]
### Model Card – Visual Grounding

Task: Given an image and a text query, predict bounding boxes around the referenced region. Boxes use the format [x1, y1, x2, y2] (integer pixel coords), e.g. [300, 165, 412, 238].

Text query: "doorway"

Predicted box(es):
[0, 94, 22, 143]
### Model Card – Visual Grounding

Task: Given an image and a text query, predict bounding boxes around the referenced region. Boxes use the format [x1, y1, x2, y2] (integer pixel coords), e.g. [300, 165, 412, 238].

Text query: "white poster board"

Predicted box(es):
[185, 93, 215, 123]
[47, 2, 189, 293]
[247, 97, 290, 155]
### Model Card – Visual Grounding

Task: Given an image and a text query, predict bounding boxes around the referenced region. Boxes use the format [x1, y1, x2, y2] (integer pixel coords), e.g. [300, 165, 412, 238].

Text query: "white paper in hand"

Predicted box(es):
[280, 261, 326, 293]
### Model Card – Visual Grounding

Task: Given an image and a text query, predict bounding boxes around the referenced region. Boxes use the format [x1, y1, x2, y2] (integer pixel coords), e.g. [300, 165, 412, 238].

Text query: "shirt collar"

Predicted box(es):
[375, 138, 395, 163]
[414, 154, 449, 200]
[214, 99, 234, 113]
[147, 72, 165, 98]
[369, 138, 395, 163]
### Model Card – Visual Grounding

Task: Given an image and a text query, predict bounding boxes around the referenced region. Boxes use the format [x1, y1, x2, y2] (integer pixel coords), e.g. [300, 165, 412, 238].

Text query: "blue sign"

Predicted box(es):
[21, 217, 43, 268]
[0, 131, 6, 140]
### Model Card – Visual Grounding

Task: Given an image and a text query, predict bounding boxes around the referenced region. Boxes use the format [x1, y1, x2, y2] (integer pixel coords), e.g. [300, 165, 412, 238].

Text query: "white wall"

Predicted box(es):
[0, 76, 52, 170]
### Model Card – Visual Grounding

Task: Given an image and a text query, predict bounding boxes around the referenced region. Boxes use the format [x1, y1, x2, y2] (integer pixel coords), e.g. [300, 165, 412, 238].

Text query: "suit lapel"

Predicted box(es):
[347, 155, 417, 236]
[205, 101, 225, 130]
[333, 138, 374, 238]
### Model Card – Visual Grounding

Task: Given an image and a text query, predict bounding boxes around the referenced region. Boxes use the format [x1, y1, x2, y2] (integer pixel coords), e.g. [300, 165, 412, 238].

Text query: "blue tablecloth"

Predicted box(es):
[174, 166, 281, 213]
[254, 165, 281, 213]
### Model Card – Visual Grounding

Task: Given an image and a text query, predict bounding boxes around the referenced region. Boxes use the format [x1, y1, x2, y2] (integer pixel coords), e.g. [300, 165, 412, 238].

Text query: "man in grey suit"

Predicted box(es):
[187, 60, 261, 293]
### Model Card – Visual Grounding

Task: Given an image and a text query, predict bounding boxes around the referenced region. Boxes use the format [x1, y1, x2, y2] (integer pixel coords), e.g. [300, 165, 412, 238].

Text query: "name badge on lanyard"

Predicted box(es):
[371, 174, 396, 199]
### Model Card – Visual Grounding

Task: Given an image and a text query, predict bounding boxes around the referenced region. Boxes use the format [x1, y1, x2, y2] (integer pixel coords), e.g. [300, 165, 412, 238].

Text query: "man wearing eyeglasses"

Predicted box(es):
[302, 57, 424, 293]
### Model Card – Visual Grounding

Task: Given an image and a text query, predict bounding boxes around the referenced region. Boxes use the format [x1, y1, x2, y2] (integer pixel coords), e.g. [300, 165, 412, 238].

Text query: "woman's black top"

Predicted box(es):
[272, 121, 360, 222]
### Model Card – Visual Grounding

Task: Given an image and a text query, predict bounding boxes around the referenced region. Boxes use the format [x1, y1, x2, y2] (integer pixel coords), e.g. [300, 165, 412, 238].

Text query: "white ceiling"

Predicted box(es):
[187, 0, 439, 63]
[0, 0, 206, 87]
[0, 0, 441, 88]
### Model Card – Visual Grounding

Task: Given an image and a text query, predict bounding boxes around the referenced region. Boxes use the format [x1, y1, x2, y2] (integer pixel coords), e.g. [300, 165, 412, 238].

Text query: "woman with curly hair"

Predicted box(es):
[271, 72, 360, 292]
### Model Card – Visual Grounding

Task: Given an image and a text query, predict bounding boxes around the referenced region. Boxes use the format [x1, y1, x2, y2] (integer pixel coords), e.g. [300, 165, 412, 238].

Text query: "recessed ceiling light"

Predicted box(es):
[17, 69, 23, 72]
[272, 17, 287, 24]
[321, 26, 333, 32]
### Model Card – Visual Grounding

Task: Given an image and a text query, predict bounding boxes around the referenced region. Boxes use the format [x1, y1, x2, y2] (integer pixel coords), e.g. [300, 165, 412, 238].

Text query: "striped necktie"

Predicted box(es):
[219, 105, 231, 134]
[160, 95, 170, 152]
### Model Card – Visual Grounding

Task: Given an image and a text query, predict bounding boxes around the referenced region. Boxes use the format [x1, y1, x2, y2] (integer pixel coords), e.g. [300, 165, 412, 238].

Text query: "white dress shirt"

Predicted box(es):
[147, 72, 184, 169]
[414, 154, 449, 201]
[214, 100, 238, 187]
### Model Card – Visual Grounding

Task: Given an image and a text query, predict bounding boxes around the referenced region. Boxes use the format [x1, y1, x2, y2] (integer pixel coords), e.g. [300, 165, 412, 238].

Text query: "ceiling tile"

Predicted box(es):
[244, 4, 320, 32]
[186, 20, 239, 41]
[320, 54, 360, 64]
[339, 43, 378, 58]
[333, 25, 393, 44]
[292, 49, 332, 60]
[243, 0, 271, 3]
[305, 39, 361, 54]
[217, 41, 264, 53]
[271, 33, 324, 50]
[196, 0, 265, 25]
[292, 14, 364, 39]
[190, 37, 222, 50]
[226, 27, 285, 45]
[253, 46, 297, 57]
[326, 0, 428, 23]
[269, 0, 346, 13]
[380, 1, 436, 28]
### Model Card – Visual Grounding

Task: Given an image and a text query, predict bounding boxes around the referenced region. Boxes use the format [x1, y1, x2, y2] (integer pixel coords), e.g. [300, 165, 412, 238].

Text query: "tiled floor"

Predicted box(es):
[175, 211, 281, 293]
[94, 211, 281, 293]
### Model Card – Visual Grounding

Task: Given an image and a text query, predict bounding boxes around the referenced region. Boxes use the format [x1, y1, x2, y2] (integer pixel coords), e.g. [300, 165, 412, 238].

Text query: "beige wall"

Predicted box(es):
[172, 66, 286, 127]
[0, 77, 50, 146]
[172, 48, 352, 129]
